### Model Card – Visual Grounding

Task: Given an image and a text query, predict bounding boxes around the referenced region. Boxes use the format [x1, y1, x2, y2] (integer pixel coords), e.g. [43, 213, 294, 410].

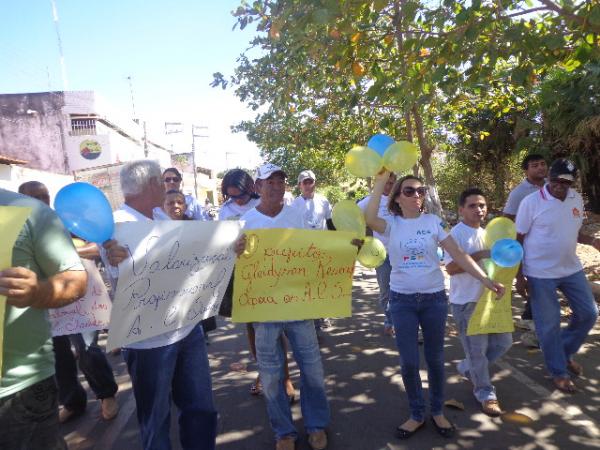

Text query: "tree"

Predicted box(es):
[214, 0, 600, 213]
[538, 63, 600, 212]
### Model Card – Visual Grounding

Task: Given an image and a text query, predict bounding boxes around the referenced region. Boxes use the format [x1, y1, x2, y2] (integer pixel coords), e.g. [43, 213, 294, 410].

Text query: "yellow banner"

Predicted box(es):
[0, 206, 32, 379]
[467, 261, 517, 335]
[232, 229, 357, 322]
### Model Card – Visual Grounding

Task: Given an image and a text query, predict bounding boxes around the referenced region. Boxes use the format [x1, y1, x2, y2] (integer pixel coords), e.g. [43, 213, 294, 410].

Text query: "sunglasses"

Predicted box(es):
[550, 178, 573, 186]
[402, 186, 428, 197]
[228, 192, 249, 200]
[164, 177, 181, 183]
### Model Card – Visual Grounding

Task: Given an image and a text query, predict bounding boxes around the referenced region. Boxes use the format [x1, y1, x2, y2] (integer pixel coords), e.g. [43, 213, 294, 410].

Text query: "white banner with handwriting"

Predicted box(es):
[48, 259, 112, 337]
[107, 220, 241, 350]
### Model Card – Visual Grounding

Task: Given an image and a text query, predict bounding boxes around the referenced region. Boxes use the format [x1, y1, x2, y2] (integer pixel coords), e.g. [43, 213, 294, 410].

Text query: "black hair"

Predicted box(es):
[162, 167, 182, 178]
[521, 154, 546, 171]
[221, 169, 259, 200]
[18, 180, 46, 194]
[165, 189, 185, 196]
[459, 188, 485, 207]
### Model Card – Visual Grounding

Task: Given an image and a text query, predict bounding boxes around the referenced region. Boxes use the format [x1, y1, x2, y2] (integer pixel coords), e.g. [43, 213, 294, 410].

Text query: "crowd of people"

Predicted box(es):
[1, 154, 599, 450]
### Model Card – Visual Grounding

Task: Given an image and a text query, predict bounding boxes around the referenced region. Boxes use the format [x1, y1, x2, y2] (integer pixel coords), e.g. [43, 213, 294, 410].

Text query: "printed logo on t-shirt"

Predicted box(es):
[572, 207, 581, 218]
[401, 237, 428, 267]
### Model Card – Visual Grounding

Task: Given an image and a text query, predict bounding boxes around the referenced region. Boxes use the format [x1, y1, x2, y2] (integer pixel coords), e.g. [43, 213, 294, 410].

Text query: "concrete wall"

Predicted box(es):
[0, 163, 73, 203]
[0, 92, 69, 173]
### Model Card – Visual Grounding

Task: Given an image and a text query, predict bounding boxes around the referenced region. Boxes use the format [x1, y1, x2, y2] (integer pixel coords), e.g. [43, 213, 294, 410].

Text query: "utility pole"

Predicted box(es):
[191, 125, 209, 199]
[142, 121, 149, 157]
[127, 76, 137, 122]
[50, 0, 68, 90]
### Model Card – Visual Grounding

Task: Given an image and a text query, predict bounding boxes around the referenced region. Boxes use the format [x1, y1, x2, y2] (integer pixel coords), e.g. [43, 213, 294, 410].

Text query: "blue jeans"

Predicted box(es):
[375, 256, 392, 328]
[452, 303, 512, 402]
[389, 290, 448, 422]
[527, 270, 598, 378]
[253, 320, 329, 440]
[122, 324, 217, 450]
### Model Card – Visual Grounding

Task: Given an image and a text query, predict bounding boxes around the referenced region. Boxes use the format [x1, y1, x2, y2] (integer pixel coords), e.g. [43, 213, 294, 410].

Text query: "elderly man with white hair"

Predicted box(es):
[103, 160, 217, 450]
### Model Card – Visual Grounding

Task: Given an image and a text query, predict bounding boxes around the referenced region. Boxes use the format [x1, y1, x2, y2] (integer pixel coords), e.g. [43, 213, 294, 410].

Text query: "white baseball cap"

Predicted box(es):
[298, 170, 316, 184]
[255, 163, 287, 180]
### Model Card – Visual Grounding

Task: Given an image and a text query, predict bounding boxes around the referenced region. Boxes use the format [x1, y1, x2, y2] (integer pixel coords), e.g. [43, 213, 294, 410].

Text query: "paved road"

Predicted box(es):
[62, 269, 600, 450]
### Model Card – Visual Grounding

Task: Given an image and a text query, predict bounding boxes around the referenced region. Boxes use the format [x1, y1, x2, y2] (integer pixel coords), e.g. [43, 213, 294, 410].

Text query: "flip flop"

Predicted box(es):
[250, 379, 262, 396]
[553, 377, 576, 393]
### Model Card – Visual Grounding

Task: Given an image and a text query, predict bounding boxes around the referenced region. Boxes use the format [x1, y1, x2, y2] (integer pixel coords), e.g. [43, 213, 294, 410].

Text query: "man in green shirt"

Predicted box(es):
[0, 188, 87, 450]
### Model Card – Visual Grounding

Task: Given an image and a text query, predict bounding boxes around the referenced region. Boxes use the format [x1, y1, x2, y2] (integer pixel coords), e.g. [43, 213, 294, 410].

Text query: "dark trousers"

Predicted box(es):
[53, 332, 118, 413]
[0, 377, 67, 450]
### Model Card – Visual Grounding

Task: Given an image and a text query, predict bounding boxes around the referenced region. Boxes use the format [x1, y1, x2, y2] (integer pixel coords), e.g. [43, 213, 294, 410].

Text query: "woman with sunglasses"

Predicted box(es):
[219, 169, 261, 220]
[154, 167, 208, 220]
[218, 169, 296, 402]
[365, 171, 504, 440]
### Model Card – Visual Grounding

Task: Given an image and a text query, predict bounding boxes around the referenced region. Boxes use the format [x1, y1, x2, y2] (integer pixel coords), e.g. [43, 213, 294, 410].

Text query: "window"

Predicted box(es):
[70, 118, 97, 136]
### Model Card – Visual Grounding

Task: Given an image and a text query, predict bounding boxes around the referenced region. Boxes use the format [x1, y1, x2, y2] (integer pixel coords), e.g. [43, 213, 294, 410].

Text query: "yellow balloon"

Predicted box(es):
[332, 200, 366, 237]
[382, 141, 419, 173]
[484, 217, 516, 248]
[345, 145, 383, 178]
[72, 238, 86, 248]
[357, 236, 387, 268]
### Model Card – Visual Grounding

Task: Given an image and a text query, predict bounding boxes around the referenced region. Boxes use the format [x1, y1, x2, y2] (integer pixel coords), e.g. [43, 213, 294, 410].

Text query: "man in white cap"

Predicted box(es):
[291, 170, 332, 230]
[515, 158, 600, 394]
[240, 163, 330, 450]
[291, 170, 333, 330]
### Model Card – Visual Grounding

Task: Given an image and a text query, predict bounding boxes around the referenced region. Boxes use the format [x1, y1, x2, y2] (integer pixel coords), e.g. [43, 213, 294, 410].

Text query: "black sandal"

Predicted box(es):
[395, 421, 425, 439]
[430, 416, 456, 438]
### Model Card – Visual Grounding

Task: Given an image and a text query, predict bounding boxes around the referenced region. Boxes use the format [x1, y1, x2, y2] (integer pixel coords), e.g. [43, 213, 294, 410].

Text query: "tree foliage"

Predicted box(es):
[214, 0, 600, 211]
[538, 63, 600, 212]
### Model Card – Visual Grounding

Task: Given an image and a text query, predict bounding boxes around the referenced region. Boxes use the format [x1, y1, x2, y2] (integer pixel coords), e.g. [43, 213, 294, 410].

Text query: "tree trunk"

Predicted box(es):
[411, 106, 442, 216]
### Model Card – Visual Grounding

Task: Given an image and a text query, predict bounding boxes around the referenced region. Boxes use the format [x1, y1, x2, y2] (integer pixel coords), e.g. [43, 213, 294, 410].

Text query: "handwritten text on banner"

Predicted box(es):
[107, 220, 242, 350]
[48, 259, 112, 337]
[232, 229, 357, 322]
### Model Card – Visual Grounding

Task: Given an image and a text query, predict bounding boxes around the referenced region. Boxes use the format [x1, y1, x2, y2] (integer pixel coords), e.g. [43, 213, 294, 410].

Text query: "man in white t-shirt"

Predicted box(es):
[445, 188, 512, 416]
[503, 154, 547, 324]
[357, 172, 397, 335]
[103, 160, 217, 450]
[291, 170, 332, 230]
[291, 170, 333, 330]
[240, 163, 330, 450]
[515, 159, 600, 393]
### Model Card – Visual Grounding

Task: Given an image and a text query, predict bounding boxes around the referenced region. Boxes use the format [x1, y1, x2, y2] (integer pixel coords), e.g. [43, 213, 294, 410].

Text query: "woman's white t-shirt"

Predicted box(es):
[219, 197, 260, 220]
[384, 213, 448, 294]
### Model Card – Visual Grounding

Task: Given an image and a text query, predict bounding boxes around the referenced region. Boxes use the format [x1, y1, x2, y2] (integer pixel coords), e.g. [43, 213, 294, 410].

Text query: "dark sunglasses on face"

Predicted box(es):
[164, 177, 181, 183]
[402, 186, 428, 197]
[550, 178, 573, 186]
[228, 192, 249, 200]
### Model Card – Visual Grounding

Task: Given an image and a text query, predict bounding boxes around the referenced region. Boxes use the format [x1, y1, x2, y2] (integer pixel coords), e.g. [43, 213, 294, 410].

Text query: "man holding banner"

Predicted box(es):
[103, 160, 219, 450]
[516, 159, 600, 394]
[0, 188, 87, 450]
[239, 163, 330, 450]
[445, 188, 512, 416]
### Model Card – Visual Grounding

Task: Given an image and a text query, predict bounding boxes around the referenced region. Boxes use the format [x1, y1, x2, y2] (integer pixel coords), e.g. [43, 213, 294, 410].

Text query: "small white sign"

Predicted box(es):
[106, 220, 241, 350]
[48, 259, 112, 337]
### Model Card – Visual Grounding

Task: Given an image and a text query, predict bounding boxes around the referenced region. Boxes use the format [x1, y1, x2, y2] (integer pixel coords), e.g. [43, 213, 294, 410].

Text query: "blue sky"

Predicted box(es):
[0, 0, 263, 170]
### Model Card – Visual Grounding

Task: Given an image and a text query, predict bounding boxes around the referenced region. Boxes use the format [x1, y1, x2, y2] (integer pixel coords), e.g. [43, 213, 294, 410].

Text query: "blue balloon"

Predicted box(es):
[54, 182, 114, 243]
[367, 134, 395, 156]
[491, 238, 523, 268]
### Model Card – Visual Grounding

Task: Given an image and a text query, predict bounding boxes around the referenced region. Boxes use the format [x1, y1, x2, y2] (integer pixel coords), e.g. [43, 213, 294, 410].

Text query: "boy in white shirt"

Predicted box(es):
[445, 188, 512, 416]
